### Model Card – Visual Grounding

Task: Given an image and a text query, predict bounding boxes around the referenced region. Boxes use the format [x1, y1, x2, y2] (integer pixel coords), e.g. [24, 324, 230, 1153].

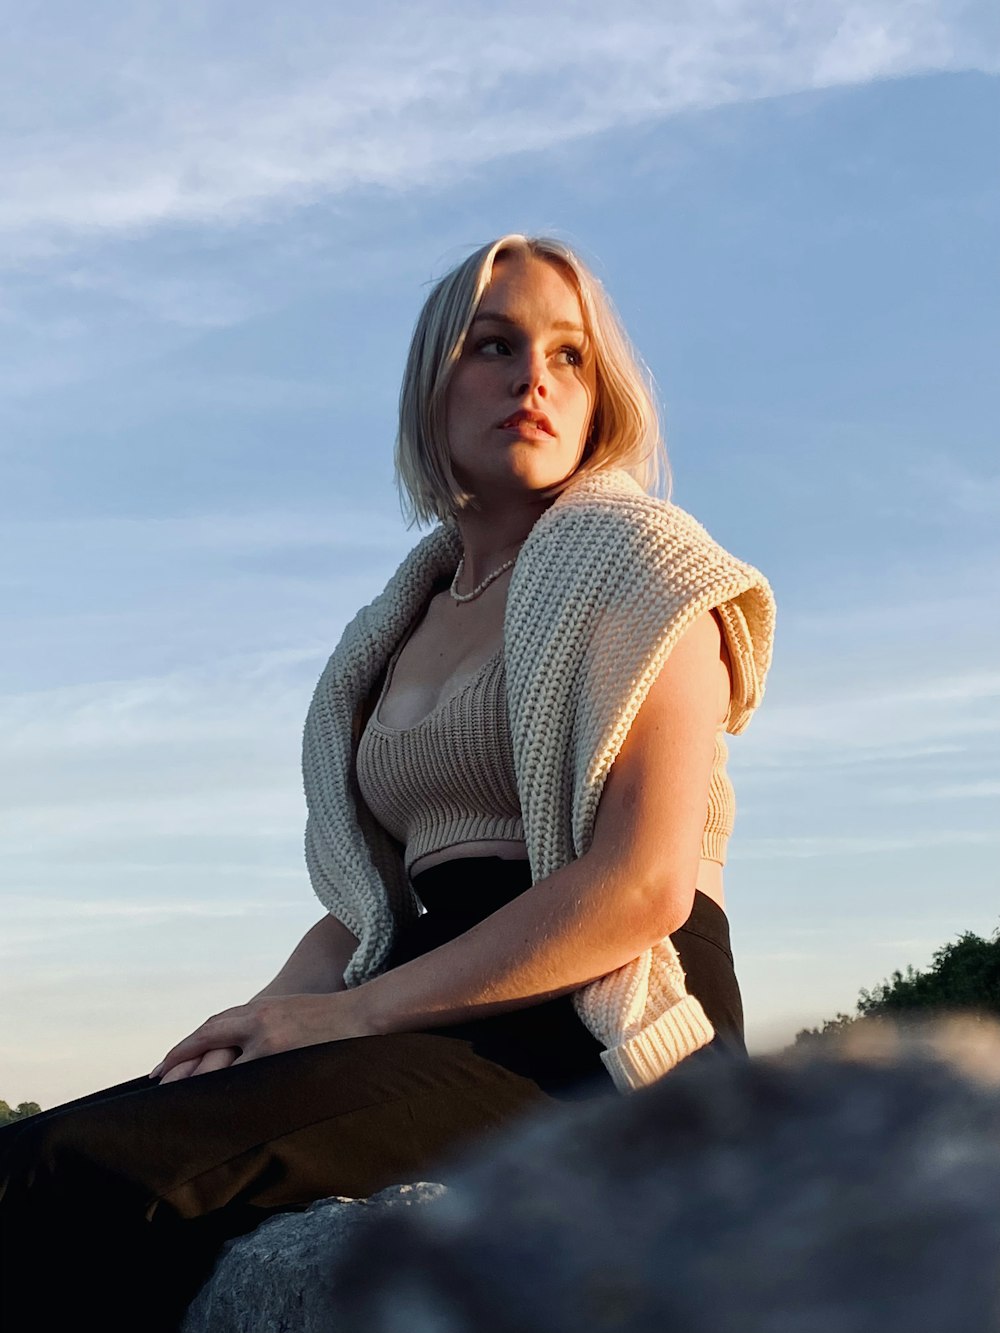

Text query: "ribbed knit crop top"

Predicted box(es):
[355, 628, 736, 876]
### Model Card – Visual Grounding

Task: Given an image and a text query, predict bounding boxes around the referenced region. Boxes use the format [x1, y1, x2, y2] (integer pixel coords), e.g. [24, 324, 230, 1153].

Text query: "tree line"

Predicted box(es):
[796, 927, 1000, 1044]
[0, 1100, 43, 1125]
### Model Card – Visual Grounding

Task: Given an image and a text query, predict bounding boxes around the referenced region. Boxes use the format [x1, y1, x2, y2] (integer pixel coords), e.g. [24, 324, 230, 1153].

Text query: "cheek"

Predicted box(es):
[448, 366, 490, 420]
[444, 374, 476, 435]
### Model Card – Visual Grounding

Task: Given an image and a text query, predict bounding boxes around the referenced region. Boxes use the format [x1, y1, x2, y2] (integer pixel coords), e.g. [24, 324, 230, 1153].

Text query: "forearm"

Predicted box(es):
[254, 914, 359, 998]
[154, 862, 688, 1079]
[357, 851, 693, 1035]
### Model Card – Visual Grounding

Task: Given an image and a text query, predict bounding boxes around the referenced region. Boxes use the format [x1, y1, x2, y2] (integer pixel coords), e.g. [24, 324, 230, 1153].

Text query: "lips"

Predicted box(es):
[499, 409, 554, 435]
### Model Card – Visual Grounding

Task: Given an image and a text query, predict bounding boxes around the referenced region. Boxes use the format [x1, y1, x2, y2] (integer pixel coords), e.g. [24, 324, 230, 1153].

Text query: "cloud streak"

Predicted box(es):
[2, 1, 995, 249]
[2, 507, 410, 563]
[740, 829, 1000, 858]
[739, 667, 1000, 773]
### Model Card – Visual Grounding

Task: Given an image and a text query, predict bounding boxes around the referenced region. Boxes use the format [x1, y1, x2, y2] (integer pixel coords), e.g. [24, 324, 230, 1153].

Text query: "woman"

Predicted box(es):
[0, 235, 774, 1330]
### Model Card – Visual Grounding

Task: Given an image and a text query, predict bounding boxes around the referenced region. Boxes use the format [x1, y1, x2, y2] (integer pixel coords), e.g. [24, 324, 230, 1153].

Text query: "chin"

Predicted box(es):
[503, 447, 584, 492]
[454, 447, 585, 508]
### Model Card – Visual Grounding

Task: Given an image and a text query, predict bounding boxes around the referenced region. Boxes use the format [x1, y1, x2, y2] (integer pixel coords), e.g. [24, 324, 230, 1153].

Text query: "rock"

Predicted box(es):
[181, 1181, 447, 1333]
[328, 1019, 1000, 1333]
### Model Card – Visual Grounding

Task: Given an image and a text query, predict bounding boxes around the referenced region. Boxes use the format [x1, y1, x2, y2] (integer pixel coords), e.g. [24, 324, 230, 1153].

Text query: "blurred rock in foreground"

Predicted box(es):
[182, 1182, 447, 1332]
[188, 1018, 1000, 1332]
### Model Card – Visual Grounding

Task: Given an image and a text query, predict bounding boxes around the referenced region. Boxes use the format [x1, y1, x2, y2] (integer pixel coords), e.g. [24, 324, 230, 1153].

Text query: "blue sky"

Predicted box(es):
[3, 1, 998, 1106]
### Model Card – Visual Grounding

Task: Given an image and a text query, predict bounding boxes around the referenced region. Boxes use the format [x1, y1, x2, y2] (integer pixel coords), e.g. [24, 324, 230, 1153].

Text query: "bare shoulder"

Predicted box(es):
[647, 609, 732, 728]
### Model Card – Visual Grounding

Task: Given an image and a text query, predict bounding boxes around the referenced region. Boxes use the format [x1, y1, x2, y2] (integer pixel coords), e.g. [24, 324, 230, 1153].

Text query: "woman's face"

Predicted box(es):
[444, 253, 597, 507]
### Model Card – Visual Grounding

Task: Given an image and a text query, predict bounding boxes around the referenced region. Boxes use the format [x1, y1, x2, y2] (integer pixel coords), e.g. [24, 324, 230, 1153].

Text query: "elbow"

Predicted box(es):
[629, 869, 697, 945]
[581, 848, 698, 951]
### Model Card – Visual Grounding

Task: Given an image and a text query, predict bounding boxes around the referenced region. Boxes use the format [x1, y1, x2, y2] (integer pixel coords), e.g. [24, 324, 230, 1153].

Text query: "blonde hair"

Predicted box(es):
[395, 234, 668, 525]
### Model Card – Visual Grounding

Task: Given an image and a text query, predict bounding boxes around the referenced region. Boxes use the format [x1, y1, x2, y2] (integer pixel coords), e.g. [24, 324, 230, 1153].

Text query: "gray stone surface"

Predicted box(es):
[330, 1020, 1000, 1332]
[181, 1181, 447, 1333]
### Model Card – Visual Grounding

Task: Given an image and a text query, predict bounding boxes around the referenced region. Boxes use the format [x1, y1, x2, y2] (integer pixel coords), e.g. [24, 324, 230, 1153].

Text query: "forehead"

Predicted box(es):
[475, 253, 585, 328]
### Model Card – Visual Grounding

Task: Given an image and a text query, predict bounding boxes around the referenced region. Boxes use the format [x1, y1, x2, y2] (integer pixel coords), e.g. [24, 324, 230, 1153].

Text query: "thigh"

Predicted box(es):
[3, 1031, 552, 1217]
[157, 1031, 555, 1214]
[2, 1034, 555, 1332]
[671, 892, 746, 1056]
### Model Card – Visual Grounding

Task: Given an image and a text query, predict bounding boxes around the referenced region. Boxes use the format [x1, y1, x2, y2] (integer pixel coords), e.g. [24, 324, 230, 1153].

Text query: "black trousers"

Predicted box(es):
[0, 859, 743, 1331]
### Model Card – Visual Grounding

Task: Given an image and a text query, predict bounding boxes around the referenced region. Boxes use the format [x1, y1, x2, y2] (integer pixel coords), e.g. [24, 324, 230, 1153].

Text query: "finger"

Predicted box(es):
[192, 1047, 240, 1077]
[160, 1046, 241, 1083]
[158, 1057, 202, 1085]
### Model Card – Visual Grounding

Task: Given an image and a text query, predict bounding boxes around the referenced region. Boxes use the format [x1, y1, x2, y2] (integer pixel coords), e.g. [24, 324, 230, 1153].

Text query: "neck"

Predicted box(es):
[453, 497, 551, 586]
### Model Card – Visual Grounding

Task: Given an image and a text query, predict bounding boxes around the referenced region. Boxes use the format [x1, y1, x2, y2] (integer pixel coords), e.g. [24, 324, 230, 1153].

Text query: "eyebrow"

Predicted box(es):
[470, 312, 587, 336]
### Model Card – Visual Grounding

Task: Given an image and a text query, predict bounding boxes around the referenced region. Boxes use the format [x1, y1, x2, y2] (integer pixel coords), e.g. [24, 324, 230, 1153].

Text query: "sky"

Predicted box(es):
[2, 0, 998, 1108]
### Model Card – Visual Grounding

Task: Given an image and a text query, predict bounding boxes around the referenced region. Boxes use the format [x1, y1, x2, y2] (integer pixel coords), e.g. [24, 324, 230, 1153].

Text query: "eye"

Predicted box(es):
[556, 345, 584, 367]
[475, 336, 512, 357]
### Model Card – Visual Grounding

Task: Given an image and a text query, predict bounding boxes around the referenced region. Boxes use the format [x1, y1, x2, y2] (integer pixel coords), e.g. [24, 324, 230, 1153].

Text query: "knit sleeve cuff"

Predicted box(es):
[600, 995, 715, 1093]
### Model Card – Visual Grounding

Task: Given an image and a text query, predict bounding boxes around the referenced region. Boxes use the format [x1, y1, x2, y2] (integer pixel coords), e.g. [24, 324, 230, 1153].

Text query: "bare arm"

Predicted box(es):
[253, 913, 359, 998]
[155, 611, 730, 1073]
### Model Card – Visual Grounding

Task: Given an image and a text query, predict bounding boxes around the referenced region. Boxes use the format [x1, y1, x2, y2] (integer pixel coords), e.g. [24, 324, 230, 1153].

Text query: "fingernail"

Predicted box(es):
[149, 1062, 163, 1079]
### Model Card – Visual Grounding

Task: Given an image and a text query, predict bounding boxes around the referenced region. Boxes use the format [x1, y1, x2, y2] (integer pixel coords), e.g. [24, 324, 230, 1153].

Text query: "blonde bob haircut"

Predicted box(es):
[395, 234, 668, 525]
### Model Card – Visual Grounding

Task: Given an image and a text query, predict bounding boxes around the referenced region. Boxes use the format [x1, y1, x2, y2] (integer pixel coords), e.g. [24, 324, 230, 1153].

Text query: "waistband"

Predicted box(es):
[410, 856, 731, 947]
[411, 856, 533, 922]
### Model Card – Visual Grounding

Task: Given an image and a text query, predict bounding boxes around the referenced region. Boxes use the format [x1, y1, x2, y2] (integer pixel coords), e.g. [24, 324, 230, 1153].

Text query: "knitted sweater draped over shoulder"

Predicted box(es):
[302, 469, 775, 1092]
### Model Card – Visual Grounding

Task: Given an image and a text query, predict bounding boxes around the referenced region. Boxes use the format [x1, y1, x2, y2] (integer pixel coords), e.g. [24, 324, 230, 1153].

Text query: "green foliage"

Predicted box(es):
[793, 1012, 857, 1047]
[0, 1099, 42, 1125]
[859, 932, 1000, 1015]
[795, 928, 1000, 1045]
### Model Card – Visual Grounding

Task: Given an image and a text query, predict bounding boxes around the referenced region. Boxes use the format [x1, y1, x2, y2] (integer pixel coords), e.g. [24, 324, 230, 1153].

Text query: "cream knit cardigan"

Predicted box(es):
[302, 468, 775, 1092]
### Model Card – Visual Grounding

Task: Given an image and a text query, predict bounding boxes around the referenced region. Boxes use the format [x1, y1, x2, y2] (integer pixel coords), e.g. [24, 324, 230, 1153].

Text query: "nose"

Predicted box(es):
[512, 345, 548, 398]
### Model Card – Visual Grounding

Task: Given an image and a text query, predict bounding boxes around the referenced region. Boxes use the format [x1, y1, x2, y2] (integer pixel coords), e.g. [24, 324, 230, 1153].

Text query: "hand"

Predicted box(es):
[150, 990, 374, 1083]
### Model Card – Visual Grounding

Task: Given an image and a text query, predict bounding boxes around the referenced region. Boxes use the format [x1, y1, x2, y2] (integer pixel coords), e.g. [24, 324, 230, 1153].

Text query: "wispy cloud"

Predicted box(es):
[742, 668, 1000, 770]
[0, 897, 289, 956]
[0, 652, 315, 867]
[0, 649, 315, 755]
[2, 507, 410, 562]
[880, 779, 1000, 802]
[1, 505, 412, 708]
[909, 453, 1000, 516]
[2, 2, 995, 249]
[0, 790, 302, 849]
[741, 829, 1000, 858]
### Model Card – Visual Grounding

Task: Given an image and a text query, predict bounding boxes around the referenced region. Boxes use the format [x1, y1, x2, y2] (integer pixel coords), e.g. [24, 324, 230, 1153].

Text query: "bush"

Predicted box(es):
[0, 1100, 42, 1125]
[796, 928, 1000, 1046]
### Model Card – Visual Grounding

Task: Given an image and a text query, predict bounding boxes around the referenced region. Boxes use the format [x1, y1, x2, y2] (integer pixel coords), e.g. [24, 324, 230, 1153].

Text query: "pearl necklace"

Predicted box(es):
[449, 553, 518, 604]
